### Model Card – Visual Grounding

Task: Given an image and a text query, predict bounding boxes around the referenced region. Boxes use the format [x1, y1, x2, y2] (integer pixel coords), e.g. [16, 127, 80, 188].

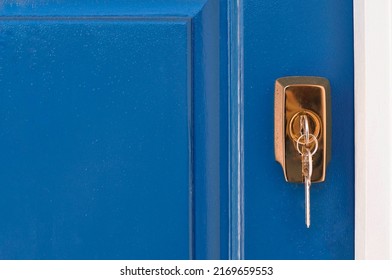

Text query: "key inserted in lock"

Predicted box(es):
[274, 76, 331, 227]
[275, 76, 331, 182]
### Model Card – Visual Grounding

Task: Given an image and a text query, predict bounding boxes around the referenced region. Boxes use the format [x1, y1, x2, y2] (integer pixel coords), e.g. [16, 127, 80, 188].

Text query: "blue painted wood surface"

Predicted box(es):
[243, 0, 354, 259]
[0, 19, 192, 259]
[0, 1, 208, 17]
[0, 0, 354, 259]
[192, 0, 229, 260]
[0, 0, 229, 259]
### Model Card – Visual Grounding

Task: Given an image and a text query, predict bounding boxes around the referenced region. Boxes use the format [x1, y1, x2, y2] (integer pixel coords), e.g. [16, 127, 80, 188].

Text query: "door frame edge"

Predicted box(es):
[354, 0, 392, 259]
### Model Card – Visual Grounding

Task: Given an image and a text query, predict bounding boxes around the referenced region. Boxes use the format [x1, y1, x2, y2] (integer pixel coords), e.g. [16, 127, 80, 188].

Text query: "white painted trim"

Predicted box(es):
[354, 0, 392, 259]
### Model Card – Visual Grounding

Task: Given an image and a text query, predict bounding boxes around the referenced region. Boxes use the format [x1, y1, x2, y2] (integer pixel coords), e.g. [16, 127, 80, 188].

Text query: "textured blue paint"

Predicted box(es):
[228, 0, 244, 260]
[0, 19, 192, 259]
[0, 0, 354, 260]
[244, 0, 354, 259]
[0, 1, 207, 17]
[0, 0, 229, 260]
[192, 0, 229, 260]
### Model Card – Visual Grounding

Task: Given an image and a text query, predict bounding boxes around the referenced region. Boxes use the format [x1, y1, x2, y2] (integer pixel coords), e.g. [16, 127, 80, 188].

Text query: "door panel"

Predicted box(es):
[244, 0, 354, 259]
[0, 19, 191, 259]
[0, 1, 228, 259]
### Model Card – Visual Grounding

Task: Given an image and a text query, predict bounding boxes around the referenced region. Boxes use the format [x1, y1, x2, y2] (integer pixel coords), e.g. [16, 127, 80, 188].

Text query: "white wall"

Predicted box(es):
[354, 0, 392, 259]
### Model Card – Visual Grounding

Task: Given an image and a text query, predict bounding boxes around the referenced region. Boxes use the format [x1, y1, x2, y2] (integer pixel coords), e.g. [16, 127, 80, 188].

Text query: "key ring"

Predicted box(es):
[296, 134, 318, 156]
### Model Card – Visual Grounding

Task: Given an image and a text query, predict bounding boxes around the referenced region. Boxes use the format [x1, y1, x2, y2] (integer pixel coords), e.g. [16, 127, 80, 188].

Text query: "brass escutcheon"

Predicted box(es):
[274, 76, 331, 183]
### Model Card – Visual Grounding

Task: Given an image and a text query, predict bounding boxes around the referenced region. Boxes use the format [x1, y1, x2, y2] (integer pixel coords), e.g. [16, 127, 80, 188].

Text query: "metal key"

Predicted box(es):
[274, 77, 330, 228]
[298, 114, 317, 228]
[302, 148, 313, 228]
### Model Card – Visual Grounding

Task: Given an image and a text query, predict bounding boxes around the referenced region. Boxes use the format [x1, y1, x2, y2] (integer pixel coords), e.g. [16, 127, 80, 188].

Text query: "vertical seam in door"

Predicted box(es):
[187, 17, 195, 260]
[228, 0, 244, 260]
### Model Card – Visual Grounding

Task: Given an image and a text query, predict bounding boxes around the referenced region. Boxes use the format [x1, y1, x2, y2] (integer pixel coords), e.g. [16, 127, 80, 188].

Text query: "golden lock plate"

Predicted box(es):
[274, 76, 331, 183]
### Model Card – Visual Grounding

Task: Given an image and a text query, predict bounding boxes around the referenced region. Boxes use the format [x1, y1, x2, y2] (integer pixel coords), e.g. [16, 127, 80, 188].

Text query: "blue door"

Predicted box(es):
[243, 1, 354, 259]
[0, 0, 354, 259]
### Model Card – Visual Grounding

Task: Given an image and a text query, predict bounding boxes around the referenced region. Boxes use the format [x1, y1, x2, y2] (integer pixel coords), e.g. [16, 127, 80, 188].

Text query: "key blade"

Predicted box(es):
[305, 178, 311, 228]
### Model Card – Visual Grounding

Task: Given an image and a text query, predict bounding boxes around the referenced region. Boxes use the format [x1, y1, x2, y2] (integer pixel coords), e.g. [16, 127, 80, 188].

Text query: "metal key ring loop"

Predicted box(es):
[296, 134, 318, 156]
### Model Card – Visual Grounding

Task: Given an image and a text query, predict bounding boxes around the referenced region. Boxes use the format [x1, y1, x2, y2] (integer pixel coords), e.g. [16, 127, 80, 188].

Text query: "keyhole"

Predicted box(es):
[288, 110, 322, 144]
